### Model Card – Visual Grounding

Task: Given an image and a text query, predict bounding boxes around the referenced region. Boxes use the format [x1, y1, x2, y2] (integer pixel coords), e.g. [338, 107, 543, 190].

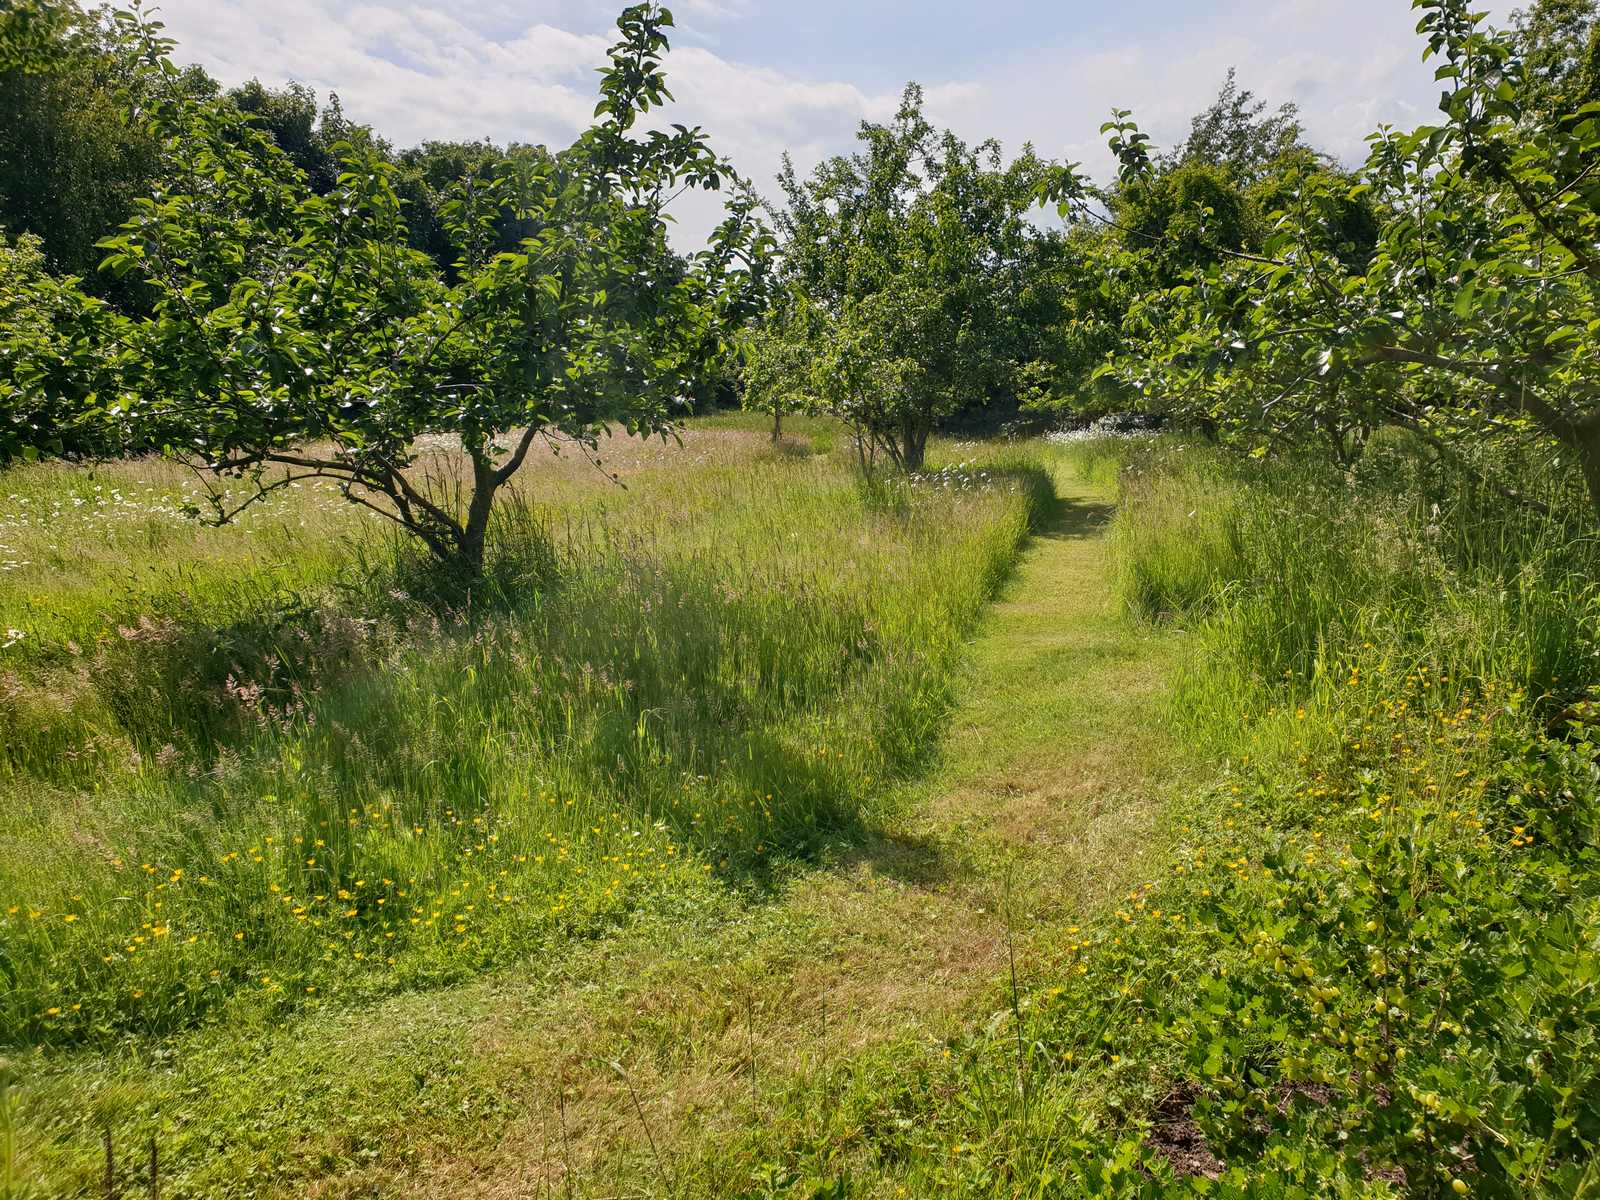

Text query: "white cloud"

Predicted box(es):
[149, 0, 1524, 245]
[674, 0, 752, 19]
[921, 0, 1522, 185]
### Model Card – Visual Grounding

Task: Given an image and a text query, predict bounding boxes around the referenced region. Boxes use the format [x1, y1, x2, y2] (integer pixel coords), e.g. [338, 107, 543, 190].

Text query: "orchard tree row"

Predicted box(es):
[3, 0, 1600, 579]
[750, 0, 1600, 521]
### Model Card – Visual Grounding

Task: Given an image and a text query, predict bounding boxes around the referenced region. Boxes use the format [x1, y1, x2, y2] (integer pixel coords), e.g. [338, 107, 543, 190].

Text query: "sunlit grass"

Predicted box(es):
[823, 434, 1600, 1197]
[0, 424, 1050, 1050]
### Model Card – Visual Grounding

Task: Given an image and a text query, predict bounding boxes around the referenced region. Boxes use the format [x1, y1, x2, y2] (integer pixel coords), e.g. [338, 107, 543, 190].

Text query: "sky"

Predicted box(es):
[150, 0, 1521, 244]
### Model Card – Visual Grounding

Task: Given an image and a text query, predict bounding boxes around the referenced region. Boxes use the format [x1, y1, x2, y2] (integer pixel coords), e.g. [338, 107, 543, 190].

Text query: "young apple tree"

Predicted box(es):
[765, 85, 1050, 470]
[97, 4, 761, 577]
[1099, 0, 1600, 512]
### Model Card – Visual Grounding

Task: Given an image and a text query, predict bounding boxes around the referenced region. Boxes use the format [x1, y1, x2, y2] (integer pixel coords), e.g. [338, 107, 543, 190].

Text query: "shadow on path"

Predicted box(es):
[1037, 494, 1116, 541]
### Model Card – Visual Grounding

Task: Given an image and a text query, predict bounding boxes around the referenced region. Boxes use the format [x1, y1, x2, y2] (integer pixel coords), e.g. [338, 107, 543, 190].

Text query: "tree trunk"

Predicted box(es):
[1322, 416, 1356, 468]
[771, 406, 782, 444]
[900, 416, 929, 471]
[454, 529, 488, 579]
[851, 423, 873, 475]
[1578, 421, 1600, 524]
[1321, 379, 1353, 466]
[456, 452, 499, 579]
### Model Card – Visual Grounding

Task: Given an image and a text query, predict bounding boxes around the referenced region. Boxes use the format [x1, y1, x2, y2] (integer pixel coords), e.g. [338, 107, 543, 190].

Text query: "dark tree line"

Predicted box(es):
[0, 1, 593, 294]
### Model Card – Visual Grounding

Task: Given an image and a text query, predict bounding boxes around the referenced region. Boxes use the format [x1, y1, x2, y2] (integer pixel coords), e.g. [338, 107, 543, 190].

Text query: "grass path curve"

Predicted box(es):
[392, 453, 1195, 1198]
[16, 452, 1196, 1198]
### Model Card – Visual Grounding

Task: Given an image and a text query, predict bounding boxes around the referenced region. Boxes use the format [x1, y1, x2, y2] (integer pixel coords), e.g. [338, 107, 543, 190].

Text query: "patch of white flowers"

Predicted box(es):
[1045, 429, 1156, 445]
[919, 461, 994, 492]
[1044, 415, 1162, 445]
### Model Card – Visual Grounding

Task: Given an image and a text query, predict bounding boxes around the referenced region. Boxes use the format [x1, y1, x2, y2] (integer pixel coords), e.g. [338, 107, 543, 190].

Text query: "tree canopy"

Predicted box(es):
[0, 3, 767, 578]
[1173, 68, 1308, 184]
[1509, 0, 1600, 112]
[9, 0, 1600, 551]
[1091, 0, 1600, 511]
[0, 1, 202, 290]
[755, 86, 1055, 467]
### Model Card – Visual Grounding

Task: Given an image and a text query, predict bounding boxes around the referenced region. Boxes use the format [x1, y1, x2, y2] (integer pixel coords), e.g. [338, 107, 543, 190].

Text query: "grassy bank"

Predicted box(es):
[0, 426, 1049, 1054]
[7, 441, 1178, 1200]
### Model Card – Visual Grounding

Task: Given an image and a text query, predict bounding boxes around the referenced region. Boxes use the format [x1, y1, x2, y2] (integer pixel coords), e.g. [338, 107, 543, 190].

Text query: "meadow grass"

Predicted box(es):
[1112, 437, 1600, 758]
[0, 424, 1050, 1053]
[767, 434, 1600, 1197]
[3, 440, 1170, 1200]
[14, 427, 1594, 1197]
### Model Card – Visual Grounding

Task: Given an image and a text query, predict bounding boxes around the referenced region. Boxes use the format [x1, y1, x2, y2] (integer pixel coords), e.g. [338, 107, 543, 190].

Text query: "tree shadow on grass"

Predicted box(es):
[1035, 494, 1116, 541]
[839, 827, 967, 888]
[676, 726, 968, 901]
[717, 823, 967, 902]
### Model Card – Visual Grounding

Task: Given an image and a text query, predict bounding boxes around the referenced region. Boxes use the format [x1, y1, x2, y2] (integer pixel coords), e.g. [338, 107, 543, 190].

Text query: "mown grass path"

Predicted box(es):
[17, 455, 1193, 1198]
[384, 455, 1195, 1198]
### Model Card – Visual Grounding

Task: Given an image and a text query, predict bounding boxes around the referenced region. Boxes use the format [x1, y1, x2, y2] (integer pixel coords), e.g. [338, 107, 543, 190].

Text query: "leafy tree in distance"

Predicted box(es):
[2, 4, 460, 293]
[681, 177, 776, 414]
[0, 230, 114, 461]
[393, 140, 522, 278]
[741, 291, 808, 443]
[226, 79, 378, 196]
[0, 0, 212, 292]
[1509, 0, 1599, 112]
[1021, 77, 1360, 430]
[88, 3, 759, 578]
[1173, 68, 1308, 184]
[763, 85, 1051, 469]
[1109, 159, 1260, 278]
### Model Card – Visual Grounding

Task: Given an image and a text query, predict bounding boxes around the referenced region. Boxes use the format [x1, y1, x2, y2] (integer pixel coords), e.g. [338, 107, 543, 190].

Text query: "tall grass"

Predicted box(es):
[0, 437, 1050, 1048]
[1106, 435, 1600, 755]
[896, 432, 1600, 1196]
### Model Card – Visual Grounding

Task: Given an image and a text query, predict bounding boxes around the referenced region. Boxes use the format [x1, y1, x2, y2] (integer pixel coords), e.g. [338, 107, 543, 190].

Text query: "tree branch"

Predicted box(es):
[1484, 146, 1600, 284]
[493, 423, 545, 487]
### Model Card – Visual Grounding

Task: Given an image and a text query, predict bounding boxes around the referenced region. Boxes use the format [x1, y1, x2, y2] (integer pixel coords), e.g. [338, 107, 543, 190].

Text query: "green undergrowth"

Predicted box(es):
[0, 441, 1051, 1053]
[719, 437, 1600, 1199]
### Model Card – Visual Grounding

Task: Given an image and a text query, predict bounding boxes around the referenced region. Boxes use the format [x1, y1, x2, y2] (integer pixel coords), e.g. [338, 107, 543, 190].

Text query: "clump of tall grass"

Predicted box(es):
[0, 446, 1048, 1047]
[1106, 435, 1600, 751]
[1049, 434, 1131, 492]
[1109, 449, 1246, 621]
